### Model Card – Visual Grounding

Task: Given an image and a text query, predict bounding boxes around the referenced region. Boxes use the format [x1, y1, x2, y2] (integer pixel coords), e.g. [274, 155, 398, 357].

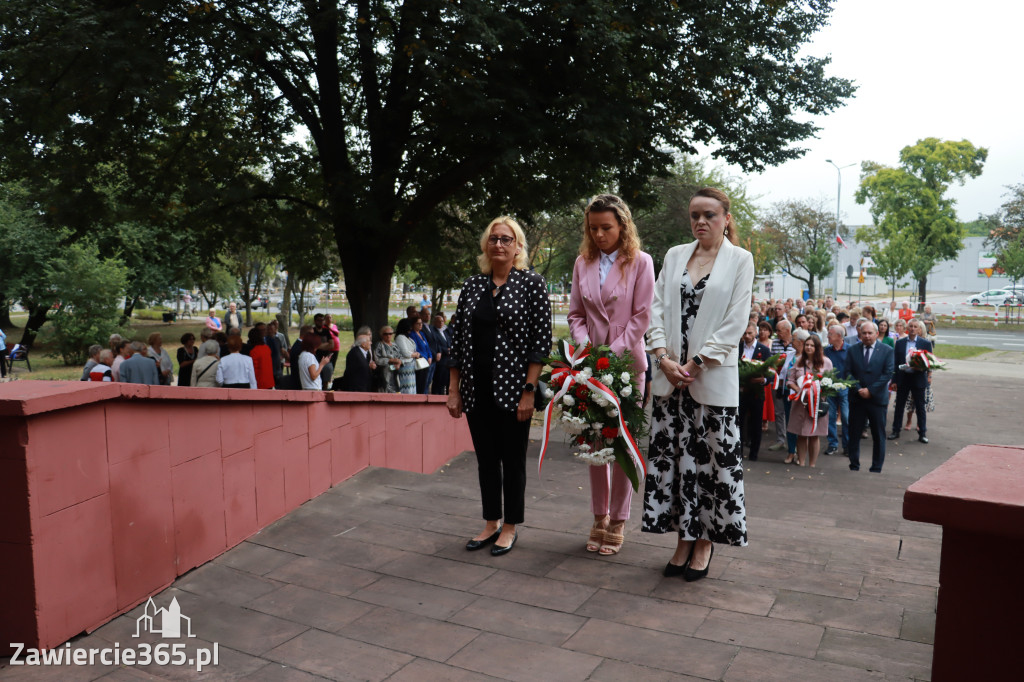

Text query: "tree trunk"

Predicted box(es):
[341, 247, 400, 339]
[0, 300, 13, 329]
[18, 305, 50, 351]
[120, 295, 139, 326]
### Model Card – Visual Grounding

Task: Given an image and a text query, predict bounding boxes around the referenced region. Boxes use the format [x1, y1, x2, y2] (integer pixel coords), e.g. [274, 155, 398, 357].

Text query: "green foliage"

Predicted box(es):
[0, 0, 853, 335]
[44, 242, 128, 365]
[759, 198, 838, 297]
[856, 138, 987, 304]
[635, 158, 761, 274]
[995, 232, 1024, 285]
[855, 227, 916, 302]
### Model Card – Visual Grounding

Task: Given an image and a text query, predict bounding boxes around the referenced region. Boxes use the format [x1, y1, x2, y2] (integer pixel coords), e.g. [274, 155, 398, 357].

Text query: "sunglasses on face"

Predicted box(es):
[487, 235, 514, 246]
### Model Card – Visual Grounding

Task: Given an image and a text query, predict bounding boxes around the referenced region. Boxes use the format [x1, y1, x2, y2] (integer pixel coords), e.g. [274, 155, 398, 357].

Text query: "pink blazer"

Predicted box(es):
[568, 251, 655, 373]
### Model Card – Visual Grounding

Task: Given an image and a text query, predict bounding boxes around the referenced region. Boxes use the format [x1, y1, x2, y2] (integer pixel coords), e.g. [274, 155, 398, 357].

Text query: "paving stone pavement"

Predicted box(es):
[2, 369, 1019, 681]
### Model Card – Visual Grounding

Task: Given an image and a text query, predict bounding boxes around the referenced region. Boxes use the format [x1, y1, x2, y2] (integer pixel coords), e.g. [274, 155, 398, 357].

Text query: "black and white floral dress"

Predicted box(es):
[641, 269, 747, 546]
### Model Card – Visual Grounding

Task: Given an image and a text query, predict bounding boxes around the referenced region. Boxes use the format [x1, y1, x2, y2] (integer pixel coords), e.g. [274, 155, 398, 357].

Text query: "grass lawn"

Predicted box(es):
[932, 344, 990, 360]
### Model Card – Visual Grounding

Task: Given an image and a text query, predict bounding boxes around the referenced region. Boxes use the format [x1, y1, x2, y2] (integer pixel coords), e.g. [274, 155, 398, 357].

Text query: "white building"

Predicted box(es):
[757, 235, 1013, 301]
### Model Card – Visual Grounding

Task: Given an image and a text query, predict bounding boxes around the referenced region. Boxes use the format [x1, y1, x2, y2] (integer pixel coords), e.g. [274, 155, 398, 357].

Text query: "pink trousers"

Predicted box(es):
[589, 463, 633, 520]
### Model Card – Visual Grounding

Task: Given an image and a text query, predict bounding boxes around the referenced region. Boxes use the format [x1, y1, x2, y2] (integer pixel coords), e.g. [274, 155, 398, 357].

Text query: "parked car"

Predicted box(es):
[275, 293, 321, 311]
[967, 289, 1018, 306]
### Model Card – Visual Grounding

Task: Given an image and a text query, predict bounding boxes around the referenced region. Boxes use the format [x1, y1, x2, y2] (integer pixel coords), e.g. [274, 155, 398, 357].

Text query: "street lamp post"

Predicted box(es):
[826, 159, 856, 300]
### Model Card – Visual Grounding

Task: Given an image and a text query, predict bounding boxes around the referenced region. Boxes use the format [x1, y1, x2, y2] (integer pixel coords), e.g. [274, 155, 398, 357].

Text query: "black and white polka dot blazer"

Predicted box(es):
[450, 268, 553, 413]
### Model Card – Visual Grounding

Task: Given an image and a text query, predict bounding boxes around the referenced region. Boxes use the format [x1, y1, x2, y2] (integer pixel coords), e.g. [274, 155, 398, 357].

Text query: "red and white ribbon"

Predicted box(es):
[538, 341, 645, 480]
[789, 372, 821, 432]
[908, 349, 933, 369]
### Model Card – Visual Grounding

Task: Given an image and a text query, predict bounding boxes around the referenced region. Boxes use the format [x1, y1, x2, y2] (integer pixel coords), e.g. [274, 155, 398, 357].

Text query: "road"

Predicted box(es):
[934, 327, 1024, 351]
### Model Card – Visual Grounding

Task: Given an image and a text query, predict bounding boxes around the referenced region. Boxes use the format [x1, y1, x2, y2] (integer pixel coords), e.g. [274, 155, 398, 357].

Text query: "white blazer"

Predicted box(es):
[646, 239, 754, 406]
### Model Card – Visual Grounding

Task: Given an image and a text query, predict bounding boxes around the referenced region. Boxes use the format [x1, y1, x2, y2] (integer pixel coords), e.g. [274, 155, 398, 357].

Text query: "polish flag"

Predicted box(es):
[836, 233, 847, 248]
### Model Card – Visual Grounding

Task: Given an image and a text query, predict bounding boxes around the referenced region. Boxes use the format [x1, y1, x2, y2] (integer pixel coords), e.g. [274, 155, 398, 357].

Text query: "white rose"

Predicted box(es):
[620, 372, 630, 384]
[543, 388, 554, 399]
[619, 385, 632, 397]
[820, 377, 833, 388]
[579, 443, 591, 453]
[562, 395, 575, 407]
[601, 373, 614, 385]
[607, 406, 619, 417]
[580, 367, 593, 379]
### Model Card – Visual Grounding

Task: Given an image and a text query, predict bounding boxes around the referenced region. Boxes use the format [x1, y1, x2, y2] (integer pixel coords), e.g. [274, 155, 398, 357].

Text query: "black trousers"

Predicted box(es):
[892, 381, 927, 436]
[848, 397, 888, 471]
[465, 399, 530, 525]
[738, 393, 764, 459]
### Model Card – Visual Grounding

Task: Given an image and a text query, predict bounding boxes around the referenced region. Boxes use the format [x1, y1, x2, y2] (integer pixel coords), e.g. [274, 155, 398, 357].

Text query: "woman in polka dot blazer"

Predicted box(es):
[448, 216, 552, 556]
[568, 194, 655, 556]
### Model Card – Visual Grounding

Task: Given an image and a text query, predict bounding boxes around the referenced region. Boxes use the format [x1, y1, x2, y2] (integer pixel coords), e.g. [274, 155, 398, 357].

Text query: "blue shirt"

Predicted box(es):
[824, 340, 849, 380]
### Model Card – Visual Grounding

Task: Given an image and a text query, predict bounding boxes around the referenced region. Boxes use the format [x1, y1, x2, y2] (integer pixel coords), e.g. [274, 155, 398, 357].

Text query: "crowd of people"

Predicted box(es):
[77, 305, 454, 395]
[65, 187, 940, 598]
[738, 295, 938, 473]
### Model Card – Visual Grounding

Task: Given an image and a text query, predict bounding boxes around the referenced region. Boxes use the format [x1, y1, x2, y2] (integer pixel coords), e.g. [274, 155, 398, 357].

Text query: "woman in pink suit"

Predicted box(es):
[568, 194, 655, 555]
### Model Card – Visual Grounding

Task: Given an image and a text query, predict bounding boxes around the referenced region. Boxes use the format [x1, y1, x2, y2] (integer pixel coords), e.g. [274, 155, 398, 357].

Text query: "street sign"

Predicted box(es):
[858, 271, 865, 284]
[846, 265, 854, 278]
[765, 281, 774, 293]
[984, 267, 994, 278]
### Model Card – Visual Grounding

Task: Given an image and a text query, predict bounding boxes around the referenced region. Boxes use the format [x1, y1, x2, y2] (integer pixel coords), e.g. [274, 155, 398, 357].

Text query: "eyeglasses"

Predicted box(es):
[382, 332, 393, 336]
[487, 235, 515, 246]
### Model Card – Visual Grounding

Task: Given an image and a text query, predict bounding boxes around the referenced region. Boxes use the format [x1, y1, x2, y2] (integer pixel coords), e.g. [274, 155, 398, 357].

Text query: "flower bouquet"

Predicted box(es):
[789, 369, 857, 426]
[902, 349, 947, 373]
[537, 340, 648, 492]
[738, 354, 784, 393]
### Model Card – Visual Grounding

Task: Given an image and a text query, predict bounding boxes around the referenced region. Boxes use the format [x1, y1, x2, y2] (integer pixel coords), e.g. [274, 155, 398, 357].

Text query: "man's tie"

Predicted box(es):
[863, 344, 872, 365]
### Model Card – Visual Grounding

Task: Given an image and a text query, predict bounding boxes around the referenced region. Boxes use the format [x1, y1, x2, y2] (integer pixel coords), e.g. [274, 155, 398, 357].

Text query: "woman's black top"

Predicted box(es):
[450, 268, 552, 413]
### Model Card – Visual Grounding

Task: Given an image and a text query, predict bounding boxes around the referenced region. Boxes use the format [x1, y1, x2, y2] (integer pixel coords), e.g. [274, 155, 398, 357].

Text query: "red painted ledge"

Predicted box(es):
[903, 443, 1024, 537]
[0, 381, 473, 653]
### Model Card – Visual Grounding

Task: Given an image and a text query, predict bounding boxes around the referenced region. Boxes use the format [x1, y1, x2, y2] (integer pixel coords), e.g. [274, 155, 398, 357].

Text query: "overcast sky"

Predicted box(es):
[720, 0, 1024, 228]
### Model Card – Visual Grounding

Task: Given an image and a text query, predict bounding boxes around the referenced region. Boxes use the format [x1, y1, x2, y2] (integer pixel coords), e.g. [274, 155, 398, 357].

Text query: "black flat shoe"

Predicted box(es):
[664, 543, 696, 577]
[684, 544, 714, 582]
[887, 433, 900, 441]
[490, 531, 517, 556]
[918, 436, 929, 444]
[466, 528, 501, 551]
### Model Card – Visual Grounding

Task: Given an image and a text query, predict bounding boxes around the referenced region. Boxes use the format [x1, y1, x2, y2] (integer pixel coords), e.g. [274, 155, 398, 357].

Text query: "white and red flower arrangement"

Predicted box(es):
[788, 369, 857, 431]
[904, 349, 947, 372]
[538, 340, 648, 491]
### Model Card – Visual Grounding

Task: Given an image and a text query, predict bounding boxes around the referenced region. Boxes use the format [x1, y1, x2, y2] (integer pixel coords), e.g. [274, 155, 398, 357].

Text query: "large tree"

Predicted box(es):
[759, 198, 838, 298]
[856, 138, 987, 308]
[1, 0, 854, 334]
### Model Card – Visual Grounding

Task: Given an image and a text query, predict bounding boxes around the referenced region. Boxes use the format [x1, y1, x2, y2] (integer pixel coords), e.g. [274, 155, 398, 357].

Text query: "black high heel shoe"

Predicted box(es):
[466, 527, 501, 551]
[663, 542, 696, 578]
[684, 543, 714, 582]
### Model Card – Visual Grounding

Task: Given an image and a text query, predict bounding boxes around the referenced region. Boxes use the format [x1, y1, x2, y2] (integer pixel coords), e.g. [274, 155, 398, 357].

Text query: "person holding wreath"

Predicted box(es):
[567, 194, 654, 555]
[643, 187, 754, 582]
[447, 216, 552, 556]
[786, 334, 832, 467]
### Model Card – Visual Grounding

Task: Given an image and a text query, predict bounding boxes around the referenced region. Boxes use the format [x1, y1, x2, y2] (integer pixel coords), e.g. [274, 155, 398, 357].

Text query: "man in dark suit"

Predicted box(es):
[338, 334, 375, 392]
[845, 321, 895, 473]
[738, 323, 772, 461]
[888, 318, 933, 443]
[428, 312, 453, 394]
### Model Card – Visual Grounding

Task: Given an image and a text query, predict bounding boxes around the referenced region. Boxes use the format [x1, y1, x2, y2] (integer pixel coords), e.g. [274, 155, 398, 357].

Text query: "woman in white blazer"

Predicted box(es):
[643, 188, 754, 582]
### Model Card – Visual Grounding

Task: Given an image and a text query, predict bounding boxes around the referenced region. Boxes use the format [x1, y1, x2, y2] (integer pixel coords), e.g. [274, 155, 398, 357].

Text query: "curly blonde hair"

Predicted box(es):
[579, 194, 641, 268]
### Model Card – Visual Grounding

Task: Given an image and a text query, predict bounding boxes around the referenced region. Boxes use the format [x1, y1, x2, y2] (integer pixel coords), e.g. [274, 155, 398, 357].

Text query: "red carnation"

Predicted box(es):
[596, 357, 610, 370]
[576, 435, 586, 445]
[575, 384, 588, 398]
[601, 426, 619, 439]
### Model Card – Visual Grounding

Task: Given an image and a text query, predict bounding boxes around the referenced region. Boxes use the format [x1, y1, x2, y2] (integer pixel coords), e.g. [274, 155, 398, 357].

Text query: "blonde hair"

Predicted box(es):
[579, 194, 641, 267]
[477, 216, 529, 273]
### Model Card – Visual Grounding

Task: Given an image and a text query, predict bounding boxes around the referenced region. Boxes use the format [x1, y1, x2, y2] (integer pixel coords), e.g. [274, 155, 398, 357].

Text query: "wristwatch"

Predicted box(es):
[523, 382, 535, 393]
[692, 354, 705, 370]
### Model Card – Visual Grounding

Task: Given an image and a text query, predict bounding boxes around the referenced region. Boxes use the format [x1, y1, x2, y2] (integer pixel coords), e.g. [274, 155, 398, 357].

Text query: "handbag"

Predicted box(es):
[414, 357, 429, 371]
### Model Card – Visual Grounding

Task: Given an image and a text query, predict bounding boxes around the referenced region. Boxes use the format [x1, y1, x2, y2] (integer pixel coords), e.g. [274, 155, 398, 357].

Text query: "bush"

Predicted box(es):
[45, 242, 128, 365]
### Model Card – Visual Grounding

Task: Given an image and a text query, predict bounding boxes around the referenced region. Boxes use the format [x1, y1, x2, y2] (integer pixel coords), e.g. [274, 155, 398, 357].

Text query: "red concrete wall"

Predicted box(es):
[0, 382, 473, 653]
